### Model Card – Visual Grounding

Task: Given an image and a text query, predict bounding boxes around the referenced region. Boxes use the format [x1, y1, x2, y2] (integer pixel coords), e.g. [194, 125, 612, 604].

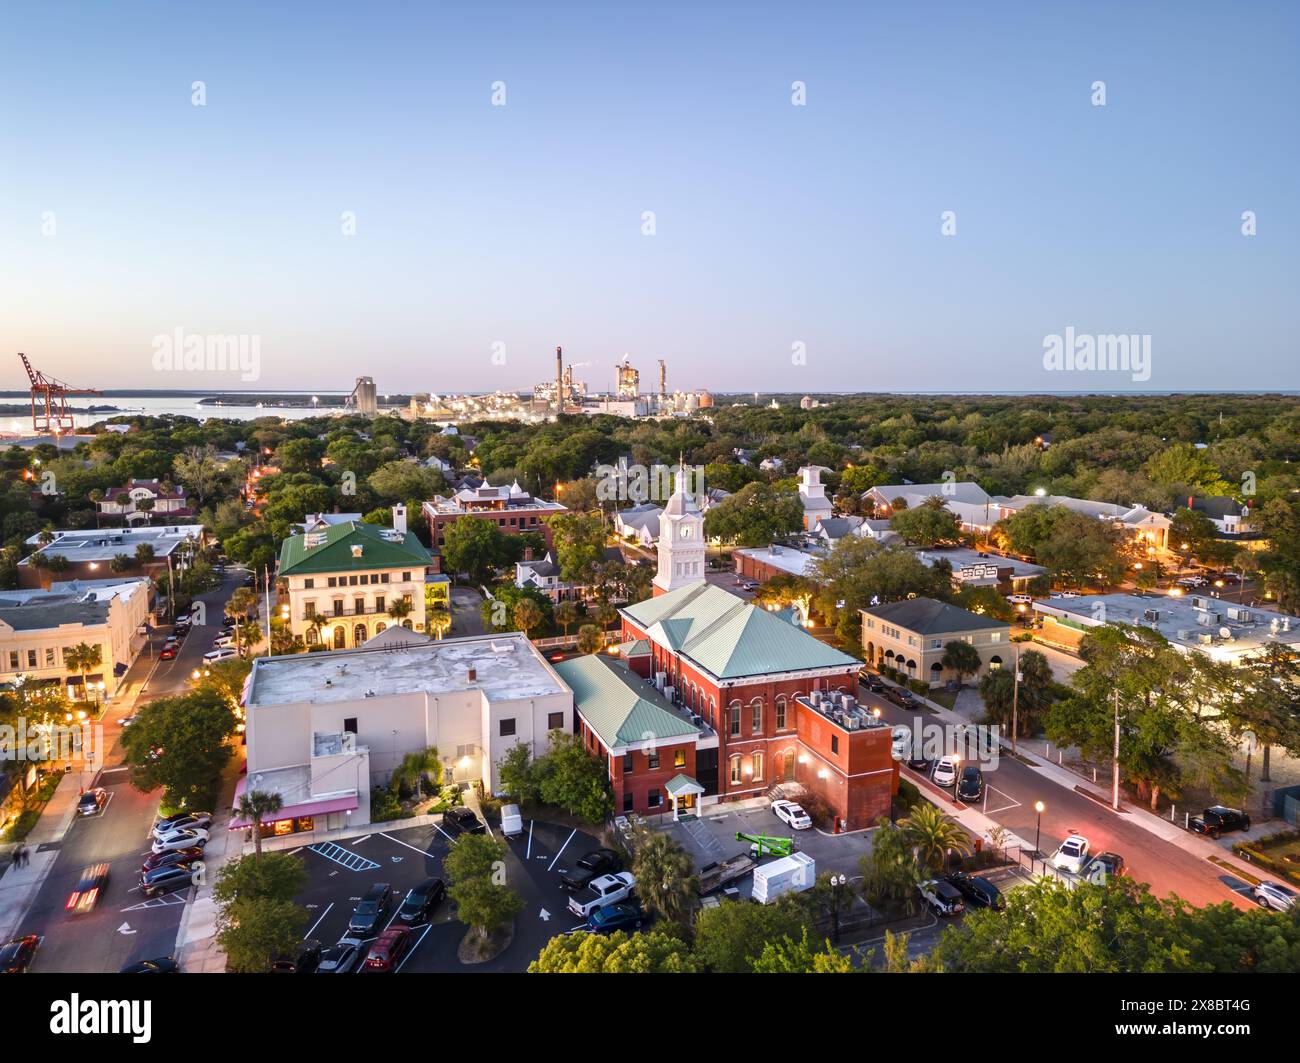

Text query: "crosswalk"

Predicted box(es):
[308, 842, 380, 872]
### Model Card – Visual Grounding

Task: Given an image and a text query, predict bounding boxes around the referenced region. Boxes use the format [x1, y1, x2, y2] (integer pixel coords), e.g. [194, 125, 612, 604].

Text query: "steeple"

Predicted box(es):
[654, 462, 706, 596]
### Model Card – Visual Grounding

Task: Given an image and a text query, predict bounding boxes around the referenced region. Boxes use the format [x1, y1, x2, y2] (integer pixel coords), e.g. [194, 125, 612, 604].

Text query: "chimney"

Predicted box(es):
[467, 666, 477, 682]
[523, 546, 534, 562]
[392, 503, 407, 535]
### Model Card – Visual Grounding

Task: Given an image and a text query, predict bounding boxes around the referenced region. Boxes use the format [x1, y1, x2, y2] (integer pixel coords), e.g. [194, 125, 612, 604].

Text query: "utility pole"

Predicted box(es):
[1011, 643, 1021, 755]
[263, 564, 272, 657]
[1111, 687, 1121, 811]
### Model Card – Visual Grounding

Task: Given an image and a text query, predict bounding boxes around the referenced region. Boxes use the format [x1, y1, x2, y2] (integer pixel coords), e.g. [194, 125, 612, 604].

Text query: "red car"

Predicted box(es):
[160, 645, 177, 660]
[362, 927, 412, 972]
[0, 935, 39, 973]
[141, 847, 204, 874]
[66, 863, 110, 915]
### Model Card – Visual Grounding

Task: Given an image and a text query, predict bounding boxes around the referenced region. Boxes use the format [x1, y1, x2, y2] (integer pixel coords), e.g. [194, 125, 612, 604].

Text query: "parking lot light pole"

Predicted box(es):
[1034, 800, 1045, 858]
[830, 873, 846, 943]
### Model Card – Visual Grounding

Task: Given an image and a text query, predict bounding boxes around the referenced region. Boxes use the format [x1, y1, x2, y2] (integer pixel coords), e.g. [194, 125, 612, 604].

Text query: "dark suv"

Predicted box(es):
[956, 766, 984, 803]
[1189, 806, 1251, 839]
[348, 882, 394, 936]
[561, 848, 623, 892]
[396, 878, 446, 924]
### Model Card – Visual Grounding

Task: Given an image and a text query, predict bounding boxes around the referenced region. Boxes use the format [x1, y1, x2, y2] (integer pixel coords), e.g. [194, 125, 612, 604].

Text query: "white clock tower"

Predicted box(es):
[653, 465, 707, 596]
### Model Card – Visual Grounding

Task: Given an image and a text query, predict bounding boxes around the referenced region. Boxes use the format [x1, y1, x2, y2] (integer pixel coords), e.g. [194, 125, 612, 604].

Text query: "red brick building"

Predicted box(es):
[422, 480, 566, 550]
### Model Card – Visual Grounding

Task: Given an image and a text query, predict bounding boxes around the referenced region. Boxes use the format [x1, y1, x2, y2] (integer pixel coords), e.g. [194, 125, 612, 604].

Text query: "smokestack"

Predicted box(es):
[658, 359, 666, 398]
[556, 345, 564, 415]
[392, 503, 407, 535]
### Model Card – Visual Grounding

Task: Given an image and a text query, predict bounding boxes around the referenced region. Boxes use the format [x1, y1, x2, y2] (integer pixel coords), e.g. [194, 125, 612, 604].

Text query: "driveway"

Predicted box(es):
[449, 587, 488, 638]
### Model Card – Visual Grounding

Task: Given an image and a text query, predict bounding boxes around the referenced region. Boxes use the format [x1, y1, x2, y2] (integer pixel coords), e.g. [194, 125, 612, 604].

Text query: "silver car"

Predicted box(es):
[1253, 881, 1296, 912]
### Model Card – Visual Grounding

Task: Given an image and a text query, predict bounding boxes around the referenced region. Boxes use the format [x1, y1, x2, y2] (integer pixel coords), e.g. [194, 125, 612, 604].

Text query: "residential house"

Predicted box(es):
[861, 597, 1011, 687]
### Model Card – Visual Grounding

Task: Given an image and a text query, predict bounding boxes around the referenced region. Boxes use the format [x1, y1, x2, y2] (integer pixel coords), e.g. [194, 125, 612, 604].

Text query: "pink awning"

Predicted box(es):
[228, 784, 359, 828]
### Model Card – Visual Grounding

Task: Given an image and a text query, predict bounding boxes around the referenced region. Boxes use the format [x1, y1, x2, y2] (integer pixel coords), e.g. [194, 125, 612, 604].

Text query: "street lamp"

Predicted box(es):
[1034, 800, 1045, 856]
[829, 873, 847, 943]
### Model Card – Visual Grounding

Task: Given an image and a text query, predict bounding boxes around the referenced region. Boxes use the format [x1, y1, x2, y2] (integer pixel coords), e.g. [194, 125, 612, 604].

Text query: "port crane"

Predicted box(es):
[17, 353, 101, 435]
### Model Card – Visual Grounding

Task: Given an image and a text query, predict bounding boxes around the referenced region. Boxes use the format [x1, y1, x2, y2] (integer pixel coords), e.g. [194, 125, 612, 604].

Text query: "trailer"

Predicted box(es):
[752, 852, 816, 904]
[696, 853, 756, 895]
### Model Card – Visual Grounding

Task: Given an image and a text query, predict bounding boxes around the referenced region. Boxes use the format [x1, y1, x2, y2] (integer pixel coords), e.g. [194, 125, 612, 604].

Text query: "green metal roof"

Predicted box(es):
[553, 654, 701, 751]
[278, 521, 432, 577]
[664, 774, 703, 797]
[620, 638, 651, 656]
[621, 582, 856, 680]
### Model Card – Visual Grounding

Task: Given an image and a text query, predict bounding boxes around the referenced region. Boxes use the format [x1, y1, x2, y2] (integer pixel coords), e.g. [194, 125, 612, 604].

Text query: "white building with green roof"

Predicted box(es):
[277, 504, 437, 651]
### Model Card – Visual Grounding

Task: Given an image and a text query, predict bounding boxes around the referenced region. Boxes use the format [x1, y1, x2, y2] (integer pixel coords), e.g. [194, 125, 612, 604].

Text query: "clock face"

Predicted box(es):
[679, 525, 692, 539]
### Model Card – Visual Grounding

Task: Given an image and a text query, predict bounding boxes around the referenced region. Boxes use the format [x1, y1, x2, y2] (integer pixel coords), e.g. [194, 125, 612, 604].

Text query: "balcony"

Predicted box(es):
[304, 603, 412, 621]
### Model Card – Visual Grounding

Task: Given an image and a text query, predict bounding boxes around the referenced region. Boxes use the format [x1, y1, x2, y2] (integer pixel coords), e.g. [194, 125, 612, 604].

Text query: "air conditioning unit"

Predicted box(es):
[810, 691, 822, 706]
[654, 671, 667, 690]
[664, 685, 676, 703]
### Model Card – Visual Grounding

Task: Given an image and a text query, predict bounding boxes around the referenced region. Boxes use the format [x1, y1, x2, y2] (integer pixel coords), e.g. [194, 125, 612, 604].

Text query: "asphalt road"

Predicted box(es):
[863, 683, 1256, 911]
[22, 569, 246, 972]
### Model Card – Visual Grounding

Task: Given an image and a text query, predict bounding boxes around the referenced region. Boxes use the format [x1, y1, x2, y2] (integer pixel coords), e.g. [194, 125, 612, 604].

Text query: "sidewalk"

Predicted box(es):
[0, 773, 83, 940]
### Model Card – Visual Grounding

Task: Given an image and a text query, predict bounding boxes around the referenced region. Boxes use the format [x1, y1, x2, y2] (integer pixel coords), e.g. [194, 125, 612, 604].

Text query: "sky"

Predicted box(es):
[1, 1, 1297, 395]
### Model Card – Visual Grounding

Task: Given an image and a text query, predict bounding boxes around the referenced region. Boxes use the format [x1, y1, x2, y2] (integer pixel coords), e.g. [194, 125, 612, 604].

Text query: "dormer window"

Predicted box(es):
[351, 545, 363, 558]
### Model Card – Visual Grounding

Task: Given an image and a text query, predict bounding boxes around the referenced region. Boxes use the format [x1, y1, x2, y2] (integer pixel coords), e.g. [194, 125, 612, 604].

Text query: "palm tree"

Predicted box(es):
[387, 596, 413, 627]
[109, 553, 131, 574]
[554, 599, 577, 636]
[227, 587, 258, 656]
[236, 790, 283, 857]
[391, 746, 442, 800]
[427, 605, 451, 641]
[577, 623, 603, 655]
[64, 642, 102, 705]
[629, 828, 697, 926]
[595, 599, 618, 630]
[135, 542, 156, 564]
[941, 640, 982, 688]
[512, 598, 543, 639]
[89, 489, 103, 527]
[45, 553, 70, 585]
[900, 803, 972, 872]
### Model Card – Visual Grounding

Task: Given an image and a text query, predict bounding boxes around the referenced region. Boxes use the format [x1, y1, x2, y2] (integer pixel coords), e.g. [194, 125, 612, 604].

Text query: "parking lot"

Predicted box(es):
[292, 812, 605, 972]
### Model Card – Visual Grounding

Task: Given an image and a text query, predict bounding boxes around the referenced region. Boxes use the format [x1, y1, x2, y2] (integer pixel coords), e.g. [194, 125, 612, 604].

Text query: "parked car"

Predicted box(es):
[119, 957, 178, 974]
[362, 927, 413, 972]
[906, 752, 934, 772]
[1006, 593, 1033, 605]
[141, 847, 204, 874]
[771, 799, 812, 831]
[348, 882, 394, 936]
[151, 813, 212, 838]
[155, 810, 212, 833]
[396, 878, 446, 925]
[77, 788, 108, 816]
[586, 899, 647, 934]
[946, 872, 1003, 910]
[889, 687, 918, 708]
[931, 756, 959, 788]
[1252, 881, 1296, 912]
[203, 648, 237, 663]
[0, 935, 40, 973]
[1051, 834, 1091, 874]
[151, 827, 209, 854]
[1085, 852, 1127, 880]
[66, 863, 110, 915]
[560, 848, 623, 891]
[956, 766, 984, 803]
[1177, 575, 1209, 587]
[863, 674, 886, 694]
[159, 646, 177, 660]
[270, 939, 322, 974]
[315, 942, 362, 974]
[566, 871, 637, 918]
[443, 807, 485, 836]
[918, 879, 965, 916]
[212, 634, 235, 649]
[891, 726, 912, 761]
[140, 864, 196, 898]
[1189, 805, 1251, 839]
[500, 803, 523, 837]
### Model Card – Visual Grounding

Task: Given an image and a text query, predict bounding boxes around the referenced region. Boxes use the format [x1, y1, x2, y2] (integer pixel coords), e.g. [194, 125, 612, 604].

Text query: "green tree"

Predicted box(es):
[858, 818, 924, 913]
[496, 742, 540, 804]
[444, 832, 524, 944]
[63, 642, 103, 704]
[940, 640, 982, 687]
[693, 897, 812, 973]
[391, 746, 442, 799]
[899, 802, 972, 872]
[576, 623, 604, 655]
[554, 599, 578, 636]
[528, 930, 698, 973]
[811, 538, 952, 642]
[427, 603, 452, 640]
[120, 687, 238, 808]
[889, 499, 963, 547]
[213, 852, 308, 974]
[628, 827, 697, 927]
[535, 730, 614, 822]
[512, 597, 543, 639]
[751, 928, 855, 973]
[703, 481, 804, 547]
[546, 511, 607, 584]
[443, 517, 508, 584]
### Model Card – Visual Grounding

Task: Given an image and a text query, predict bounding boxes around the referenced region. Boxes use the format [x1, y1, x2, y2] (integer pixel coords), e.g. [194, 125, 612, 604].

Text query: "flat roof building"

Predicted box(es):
[17, 525, 205, 589]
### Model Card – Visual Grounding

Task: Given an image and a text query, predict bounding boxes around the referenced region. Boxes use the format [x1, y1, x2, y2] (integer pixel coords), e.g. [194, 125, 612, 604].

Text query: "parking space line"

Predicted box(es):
[379, 831, 437, 856]
[547, 828, 577, 872]
[982, 786, 1021, 817]
[307, 842, 380, 871]
[395, 923, 434, 973]
[304, 901, 334, 938]
[526, 820, 534, 860]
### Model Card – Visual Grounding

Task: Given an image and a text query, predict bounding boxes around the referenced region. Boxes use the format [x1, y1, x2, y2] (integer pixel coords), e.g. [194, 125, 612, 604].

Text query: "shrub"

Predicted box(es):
[370, 787, 404, 822]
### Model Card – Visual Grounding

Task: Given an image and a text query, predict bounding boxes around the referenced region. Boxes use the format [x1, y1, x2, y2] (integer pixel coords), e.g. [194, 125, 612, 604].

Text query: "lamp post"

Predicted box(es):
[829, 873, 847, 943]
[1034, 800, 1045, 857]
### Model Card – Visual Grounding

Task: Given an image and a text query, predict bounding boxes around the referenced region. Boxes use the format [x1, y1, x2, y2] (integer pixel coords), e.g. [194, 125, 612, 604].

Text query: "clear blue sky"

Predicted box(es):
[2, 1, 1296, 393]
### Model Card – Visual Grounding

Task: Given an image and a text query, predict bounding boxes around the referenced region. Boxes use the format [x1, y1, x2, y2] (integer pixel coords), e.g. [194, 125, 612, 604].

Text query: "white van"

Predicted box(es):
[203, 647, 237, 663]
[500, 803, 523, 837]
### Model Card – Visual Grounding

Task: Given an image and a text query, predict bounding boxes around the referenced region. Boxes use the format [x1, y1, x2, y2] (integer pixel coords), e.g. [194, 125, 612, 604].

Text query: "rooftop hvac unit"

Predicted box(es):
[1227, 607, 1254, 623]
[1176, 629, 1193, 640]
[844, 714, 860, 731]
[654, 670, 667, 690]
[1219, 627, 1234, 640]
[1198, 633, 1213, 645]
[842, 694, 857, 712]
[1142, 609, 1161, 623]
[664, 685, 676, 703]
[810, 691, 822, 705]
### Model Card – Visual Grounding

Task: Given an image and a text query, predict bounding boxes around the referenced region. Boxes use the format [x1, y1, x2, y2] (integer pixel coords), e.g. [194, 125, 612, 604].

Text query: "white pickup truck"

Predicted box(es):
[566, 872, 636, 918]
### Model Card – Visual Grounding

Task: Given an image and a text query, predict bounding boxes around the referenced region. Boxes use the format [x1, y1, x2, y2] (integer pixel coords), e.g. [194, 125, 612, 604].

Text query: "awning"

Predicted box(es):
[664, 774, 704, 798]
[228, 779, 359, 828]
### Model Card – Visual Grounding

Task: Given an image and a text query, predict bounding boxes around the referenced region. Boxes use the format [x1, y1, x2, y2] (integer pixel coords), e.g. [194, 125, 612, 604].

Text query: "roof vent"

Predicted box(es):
[351, 545, 364, 558]
[467, 666, 477, 682]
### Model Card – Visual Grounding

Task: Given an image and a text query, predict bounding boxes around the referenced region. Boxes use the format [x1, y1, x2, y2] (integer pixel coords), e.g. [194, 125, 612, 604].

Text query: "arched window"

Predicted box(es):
[989, 655, 1003, 669]
[750, 698, 763, 734]
[402, 619, 413, 630]
[775, 695, 788, 731]
[729, 754, 743, 785]
[332, 627, 345, 649]
[354, 623, 368, 646]
[751, 751, 764, 783]
[306, 627, 319, 645]
[375, 622, 387, 634]
[728, 701, 741, 737]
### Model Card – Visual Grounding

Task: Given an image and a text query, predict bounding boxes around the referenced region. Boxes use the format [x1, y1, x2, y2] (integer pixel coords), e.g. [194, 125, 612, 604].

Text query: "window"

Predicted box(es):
[499, 718, 516, 737]
[623, 752, 634, 772]
[375, 596, 385, 613]
[354, 597, 365, 615]
[990, 632, 1002, 643]
[27, 650, 36, 669]
[648, 790, 662, 808]
[775, 696, 787, 730]
[647, 750, 660, 770]
[623, 792, 634, 813]
[402, 571, 411, 582]
[304, 601, 316, 618]
[44, 648, 55, 667]
[333, 599, 344, 616]
[752, 751, 764, 782]
[327, 577, 337, 588]
[548, 711, 564, 731]
[9, 651, 18, 669]
[729, 755, 743, 785]
[751, 700, 762, 734]
[343, 717, 358, 734]
[831, 735, 839, 755]
[728, 703, 741, 737]
[382, 573, 391, 583]
[674, 748, 686, 769]
[304, 578, 314, 589]
[349, 575, 358, 586]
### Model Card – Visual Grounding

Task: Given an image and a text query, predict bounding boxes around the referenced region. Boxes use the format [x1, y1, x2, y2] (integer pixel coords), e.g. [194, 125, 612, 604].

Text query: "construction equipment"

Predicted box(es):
[17, 353, 101, 435]
[736, 832, 795, 858]
[696, 853, 755, 895]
